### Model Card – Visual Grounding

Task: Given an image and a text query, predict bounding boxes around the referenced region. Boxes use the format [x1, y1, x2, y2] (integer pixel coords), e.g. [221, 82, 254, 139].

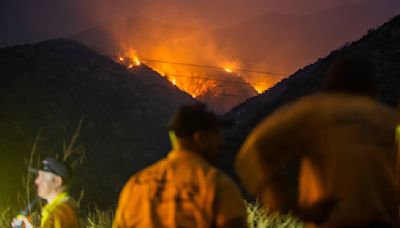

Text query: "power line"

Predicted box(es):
[130, 71, 258, 98]
[128, 68, 270, 98]
[112, 55, 284, 93]
[198, 93, 252, 98]
[132, 69, 274, 87]
[112, 55, 288, 76]
[167, 73, 272, 87]
[140, 58, 287, 76]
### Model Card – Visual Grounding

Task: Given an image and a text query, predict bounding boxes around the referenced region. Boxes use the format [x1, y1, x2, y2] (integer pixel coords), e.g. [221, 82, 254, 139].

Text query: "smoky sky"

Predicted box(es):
[0, 0, 373, 47]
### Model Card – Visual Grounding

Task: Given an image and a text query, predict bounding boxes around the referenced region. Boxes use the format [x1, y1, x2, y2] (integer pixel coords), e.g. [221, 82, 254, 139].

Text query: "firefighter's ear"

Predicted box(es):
[53, 175, 63, 188]
[192, 131, 205, 144]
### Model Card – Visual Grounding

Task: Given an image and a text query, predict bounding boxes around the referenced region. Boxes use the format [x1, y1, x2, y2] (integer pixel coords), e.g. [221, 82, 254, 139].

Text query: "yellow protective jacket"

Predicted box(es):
[41, 192, 80, 228]
[113, 149, 247, 228]
[236, 93, 400, 227]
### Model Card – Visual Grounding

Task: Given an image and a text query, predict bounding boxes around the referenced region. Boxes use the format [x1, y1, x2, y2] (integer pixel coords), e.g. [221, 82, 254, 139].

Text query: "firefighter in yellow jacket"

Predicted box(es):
[236, 58, 400, 227]
[13, 157, 80, 228]
[113, 104, 247, 228]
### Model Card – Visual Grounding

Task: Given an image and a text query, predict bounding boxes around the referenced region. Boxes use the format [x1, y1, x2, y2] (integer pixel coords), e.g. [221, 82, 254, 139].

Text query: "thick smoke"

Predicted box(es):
[72, 0, 397, 96]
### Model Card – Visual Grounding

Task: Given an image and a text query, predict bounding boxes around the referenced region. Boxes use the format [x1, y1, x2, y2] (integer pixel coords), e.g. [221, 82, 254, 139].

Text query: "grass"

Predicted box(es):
[82, 208, 114, 228]
[246, 200, 304, 228]
[0, 200, 303, 228]
[0, 202, 12, 228]
[1, 121, 304, 227]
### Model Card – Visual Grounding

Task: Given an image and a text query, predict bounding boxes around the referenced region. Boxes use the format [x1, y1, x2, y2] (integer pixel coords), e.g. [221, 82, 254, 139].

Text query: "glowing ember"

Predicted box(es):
[225, 68, 233, 73]
[128, 64, 133, 68]
[119, 57, 124, 61]
[172, 78, 177, 85]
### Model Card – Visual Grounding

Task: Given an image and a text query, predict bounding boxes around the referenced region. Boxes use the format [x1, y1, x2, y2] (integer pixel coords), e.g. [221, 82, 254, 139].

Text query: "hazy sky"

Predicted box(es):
[0, 0, 370, 46]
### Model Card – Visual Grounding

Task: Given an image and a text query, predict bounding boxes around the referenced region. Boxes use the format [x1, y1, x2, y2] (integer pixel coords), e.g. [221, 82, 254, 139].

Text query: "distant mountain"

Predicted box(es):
[0, 39, 196, 207]
[220, 14, 400, 183]
[196, 72, 259, 114]
[211, 0, 400, 77]
[73, 17, 194, 55]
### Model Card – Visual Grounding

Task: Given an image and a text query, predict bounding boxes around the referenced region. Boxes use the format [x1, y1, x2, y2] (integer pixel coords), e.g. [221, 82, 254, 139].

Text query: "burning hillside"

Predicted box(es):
[72, 1, 400, 112]
[116, 51, 259, 113]
[73, 17, 283, 113]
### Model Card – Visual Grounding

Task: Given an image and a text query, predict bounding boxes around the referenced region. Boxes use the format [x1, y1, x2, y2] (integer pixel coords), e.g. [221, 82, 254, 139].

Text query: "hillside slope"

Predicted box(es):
[0, 39, 196, 207]
[221, 14, 400, 181]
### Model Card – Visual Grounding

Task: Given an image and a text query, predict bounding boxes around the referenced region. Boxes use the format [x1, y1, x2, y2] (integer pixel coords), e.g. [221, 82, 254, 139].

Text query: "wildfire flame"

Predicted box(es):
[117, 49, 272, 98]
[125, 48, 141, 66]
[253, 86, 265, 94]
[109, 20, 287, 102]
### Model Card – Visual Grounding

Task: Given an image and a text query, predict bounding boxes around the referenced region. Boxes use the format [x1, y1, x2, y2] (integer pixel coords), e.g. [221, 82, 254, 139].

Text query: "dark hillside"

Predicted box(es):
[0, 39, 196, 207]
[221, 14, 400, 179]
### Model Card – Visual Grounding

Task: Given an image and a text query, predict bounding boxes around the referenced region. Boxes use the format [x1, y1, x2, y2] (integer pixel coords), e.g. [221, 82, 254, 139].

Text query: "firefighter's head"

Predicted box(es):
[322, 57, 376, 97]
[168, 104, 232, 163]
[30, 158, 71, 201]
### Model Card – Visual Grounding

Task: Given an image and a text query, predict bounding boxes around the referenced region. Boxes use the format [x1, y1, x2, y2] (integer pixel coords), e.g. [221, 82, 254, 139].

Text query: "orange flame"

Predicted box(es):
[126, 48, 141, 67]
[253, 86, 265, 94]
[109, 20, 286, 102]
[117, 46, 275, 99]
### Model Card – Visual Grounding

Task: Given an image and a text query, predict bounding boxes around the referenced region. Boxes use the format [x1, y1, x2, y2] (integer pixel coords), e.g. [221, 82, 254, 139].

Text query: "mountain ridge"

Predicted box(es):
[219, 14, 400, 178]
[0, 38, 197, 207]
